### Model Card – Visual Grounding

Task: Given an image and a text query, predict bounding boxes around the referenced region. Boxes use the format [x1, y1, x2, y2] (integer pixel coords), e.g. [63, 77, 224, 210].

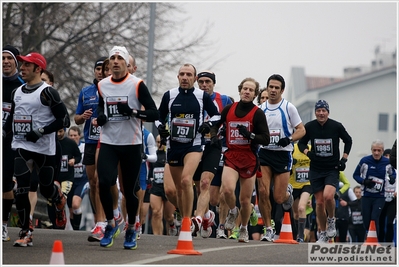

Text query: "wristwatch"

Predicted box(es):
[38, 128, 45, 134]
[250, 133, 255, 140]
[289, 136, 293, 142]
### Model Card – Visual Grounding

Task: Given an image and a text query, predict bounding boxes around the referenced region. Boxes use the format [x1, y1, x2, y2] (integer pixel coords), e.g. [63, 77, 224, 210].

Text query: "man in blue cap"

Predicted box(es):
[298, 99, 352, 243]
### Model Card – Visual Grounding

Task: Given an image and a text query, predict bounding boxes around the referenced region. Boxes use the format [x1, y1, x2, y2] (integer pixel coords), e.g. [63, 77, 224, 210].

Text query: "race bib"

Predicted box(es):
[60, 155, 68, 172]
[365, 176, 384, 193]
[295, 167, 310, 183]
[13, 115, 32, 140]
[74, 163, 84, 178]
[153, 167, 165, 184]
[314, 138, 333, 157]
[170, 117, 196, 143]
[351, 211, 363, 225]
[3, 102, 11, 126]
[268, 129, 282, 148]
[106, 96, 130, 121]
[228, 121, 250, 145]
[88, 120, 101, 140]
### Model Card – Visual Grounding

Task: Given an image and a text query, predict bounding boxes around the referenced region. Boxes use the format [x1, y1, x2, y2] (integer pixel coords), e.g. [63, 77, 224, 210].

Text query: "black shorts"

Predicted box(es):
[248, 223, 264, 235]
[292, 185, 313, 200]
[167, 145, 202, 166]
[193, 143, 222, 181]
[83, 143, 97, 166]
[258, 149, 293, 174]
[149, 182, 167, 201]
[309, 169, 339, 193]
[210, 165, 224, 187]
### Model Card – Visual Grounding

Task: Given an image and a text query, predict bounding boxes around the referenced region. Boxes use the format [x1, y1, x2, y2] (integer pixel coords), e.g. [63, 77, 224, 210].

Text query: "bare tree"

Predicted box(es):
[2, 2, 213, 115]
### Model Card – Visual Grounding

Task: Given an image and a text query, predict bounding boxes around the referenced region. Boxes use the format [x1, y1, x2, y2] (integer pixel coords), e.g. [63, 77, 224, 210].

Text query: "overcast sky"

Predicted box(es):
[175, 2, 397, 101]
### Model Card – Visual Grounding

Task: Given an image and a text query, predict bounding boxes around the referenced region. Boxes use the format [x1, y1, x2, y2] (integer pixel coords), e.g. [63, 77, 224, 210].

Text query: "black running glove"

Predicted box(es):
[237, 124, 251, 139]
[198, 121, 213, 135]
[97, 114, 107, 126]
[117, 102, 133, 116]
[157, 124, 169, 138]
[25, 129, 43, 143]
[363, 179, 376, 189]
[277, 137, 291, 147]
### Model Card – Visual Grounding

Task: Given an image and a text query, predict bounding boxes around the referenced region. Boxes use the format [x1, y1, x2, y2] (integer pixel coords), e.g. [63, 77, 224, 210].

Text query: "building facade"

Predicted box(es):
[287, 49, 397, 186]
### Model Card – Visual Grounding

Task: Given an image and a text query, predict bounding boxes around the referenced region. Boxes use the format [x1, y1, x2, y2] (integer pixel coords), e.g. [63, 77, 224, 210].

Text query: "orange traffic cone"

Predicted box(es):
[168, 217, 202, 255]
[49, 240, 65, 264]
[363, 220, 380, 246]
[273, 211, 298, 244]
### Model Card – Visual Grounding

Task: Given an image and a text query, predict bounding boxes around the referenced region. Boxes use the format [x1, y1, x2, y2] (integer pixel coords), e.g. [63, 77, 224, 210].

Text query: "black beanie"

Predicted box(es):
[94, 56, 108, 70]
[197, 71, 216, 84]
[3, 45, 20, 66]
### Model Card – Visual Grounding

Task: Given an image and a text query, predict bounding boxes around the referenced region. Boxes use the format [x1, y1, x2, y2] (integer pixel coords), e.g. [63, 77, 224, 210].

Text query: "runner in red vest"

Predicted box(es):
[210, 77, 270, 243]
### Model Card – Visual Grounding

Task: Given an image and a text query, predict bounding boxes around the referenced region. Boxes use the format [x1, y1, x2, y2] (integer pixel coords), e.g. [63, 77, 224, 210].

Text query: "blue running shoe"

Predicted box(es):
[124, 229, 137, 250]
[100, 224, 120, 248]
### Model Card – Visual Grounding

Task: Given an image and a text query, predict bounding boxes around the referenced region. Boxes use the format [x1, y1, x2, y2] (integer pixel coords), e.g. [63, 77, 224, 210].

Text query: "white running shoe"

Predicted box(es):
[216, 227, 227, 239]
[326, 217, 336, 238]
[238, 228, 249, 243]
[224, 207, 239, 230]
[316, 231, 329, 243]
[260, 226, 275, 242]
[2, 224, 10, 242]
[282, 184, 294, 210]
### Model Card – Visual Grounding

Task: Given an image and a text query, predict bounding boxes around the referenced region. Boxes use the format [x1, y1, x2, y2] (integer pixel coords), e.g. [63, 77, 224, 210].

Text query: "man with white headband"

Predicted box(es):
[93, 45, 158, 250]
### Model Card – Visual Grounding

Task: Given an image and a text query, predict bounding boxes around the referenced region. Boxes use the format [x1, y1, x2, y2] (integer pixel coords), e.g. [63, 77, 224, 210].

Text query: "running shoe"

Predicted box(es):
[13, 230, 33, 247]
[174, 210, 182, 227]
[326, 217, 336, 238]
[297, 238, 304, 243]
[228, 227, 240, 240]
[249, 204, 258, 227]
[238, 227, 249, 243]
[168, 223, 178, 236]
[88, 223, 104, 242]
[200, 210, 215, 238]
[100, 224, 120, 247]
[261, 226, 275, 242]
[224, 207, 239, 230]
[124, 229, 137, 250]
[317, 231, 329, 243]
[282, 183, 294, 210]
[2, 224, 10, 242]
[190, 217, 201, 236]
[216, 227, 227, 239]
[114, 213, 125, 233]
[53, 181, 67, 228]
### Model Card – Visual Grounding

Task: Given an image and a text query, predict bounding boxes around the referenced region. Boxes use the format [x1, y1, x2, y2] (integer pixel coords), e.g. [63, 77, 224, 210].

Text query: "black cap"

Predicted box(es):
[94, 56, 107, 70]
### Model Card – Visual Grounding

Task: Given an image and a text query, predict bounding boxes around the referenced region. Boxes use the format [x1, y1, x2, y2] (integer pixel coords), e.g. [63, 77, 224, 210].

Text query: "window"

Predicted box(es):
[378, 113, 389, 131]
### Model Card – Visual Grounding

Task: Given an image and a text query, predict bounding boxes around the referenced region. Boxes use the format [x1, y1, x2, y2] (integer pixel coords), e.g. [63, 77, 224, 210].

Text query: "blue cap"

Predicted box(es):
[315, 100, 329, 113]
